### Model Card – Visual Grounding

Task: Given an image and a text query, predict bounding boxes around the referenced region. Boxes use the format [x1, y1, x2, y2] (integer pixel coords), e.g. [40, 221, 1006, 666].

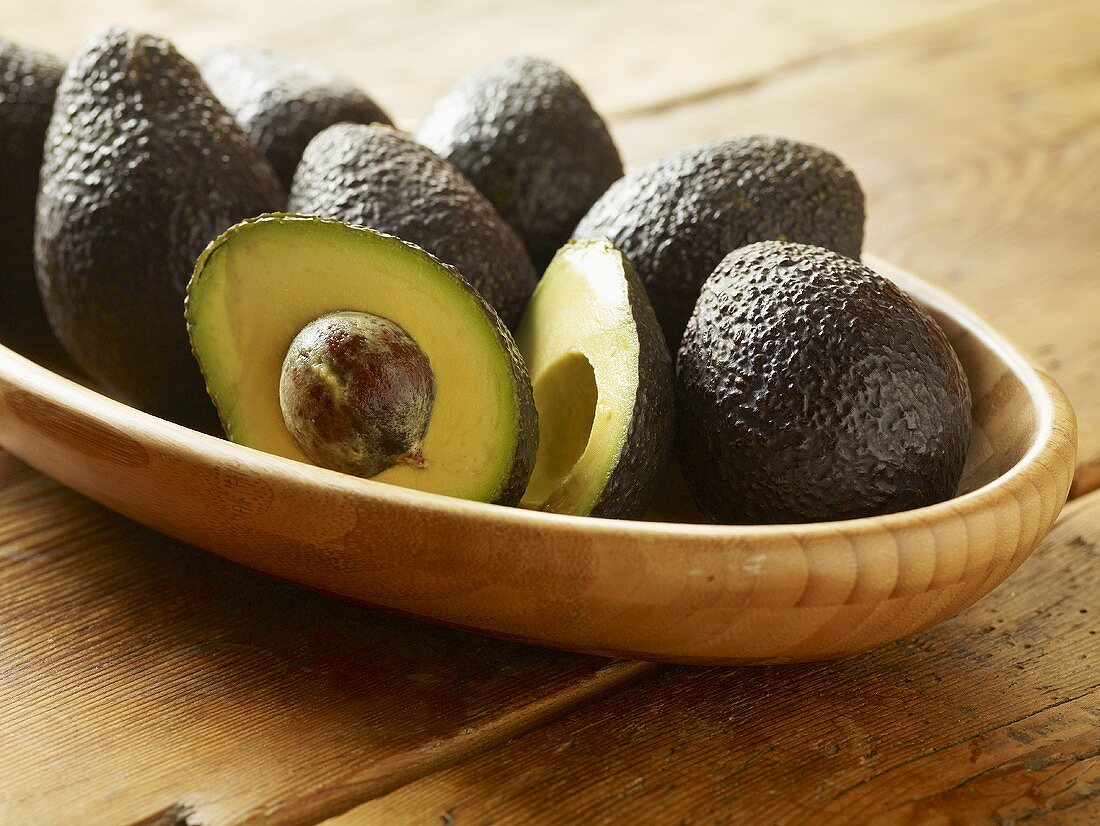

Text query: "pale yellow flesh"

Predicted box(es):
[516, 242, 639, 514]
[187, 217, 520, 502]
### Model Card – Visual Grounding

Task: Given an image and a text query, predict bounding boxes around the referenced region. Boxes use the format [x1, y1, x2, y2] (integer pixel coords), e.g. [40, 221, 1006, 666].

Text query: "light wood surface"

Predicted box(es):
[0, 264, 1076, 665]
[1, 0, 1098, 822]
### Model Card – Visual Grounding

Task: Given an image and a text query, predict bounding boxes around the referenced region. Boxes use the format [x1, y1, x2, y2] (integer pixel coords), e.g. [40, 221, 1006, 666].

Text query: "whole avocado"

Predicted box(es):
[201, 49, 392, 190]
[288, 123, 538, 329]
[35, 27, 285, 425]
[0, 40, 63, 359]
[573, 136, 865, 350]
[677, 242, 971, 525]
[415, 56, 623, 270]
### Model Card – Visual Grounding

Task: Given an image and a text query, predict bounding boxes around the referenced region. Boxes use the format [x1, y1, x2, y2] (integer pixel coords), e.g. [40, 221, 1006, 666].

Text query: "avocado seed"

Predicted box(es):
[279, 311, 435, 478]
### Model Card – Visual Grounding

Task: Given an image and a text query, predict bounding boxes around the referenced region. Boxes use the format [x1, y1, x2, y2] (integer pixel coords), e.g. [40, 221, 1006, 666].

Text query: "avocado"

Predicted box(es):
[35, 27, 285, 425]
[187, 214, 537, 506]
[415, 56, 623, 270]
[573, 135, 865, 350]
[201, 49, 392, 190]
[288, 123, 538, 330]
[0, 40, 64, 360]
[676, 241, 972, 524]
[516, 240, 673, 518]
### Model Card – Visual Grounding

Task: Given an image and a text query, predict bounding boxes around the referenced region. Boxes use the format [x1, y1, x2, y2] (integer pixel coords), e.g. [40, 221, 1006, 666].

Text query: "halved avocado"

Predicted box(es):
[186, 213, 537, 506]
[516, 240, 674, 518]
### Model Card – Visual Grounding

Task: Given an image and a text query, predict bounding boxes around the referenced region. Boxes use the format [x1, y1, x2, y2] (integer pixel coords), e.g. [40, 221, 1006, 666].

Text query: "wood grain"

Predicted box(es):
[0, 449, 651, 824]
[2, 0, 995, 123]
[329, 490, 1100, 825]
[0, 265, 1076, 666]
[612, 0, 1100, 494]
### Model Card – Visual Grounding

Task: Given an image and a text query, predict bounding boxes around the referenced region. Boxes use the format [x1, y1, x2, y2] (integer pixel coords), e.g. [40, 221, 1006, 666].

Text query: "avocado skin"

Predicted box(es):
[0, 40, 63, 359]
[494, 312, 539, 507]
[573, 136, 865, 350]
[201, 49, 392, 191]
[589, 247, 674, 519]
[677, 242, 971, 524]
[416, 56, 623, 271]
[35, 27, 285, 425]
[288, 124, 538, 330]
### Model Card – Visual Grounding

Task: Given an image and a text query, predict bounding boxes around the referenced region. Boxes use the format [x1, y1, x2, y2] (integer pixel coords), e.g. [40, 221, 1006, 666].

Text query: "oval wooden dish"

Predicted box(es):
[0, 258, 1077, 664]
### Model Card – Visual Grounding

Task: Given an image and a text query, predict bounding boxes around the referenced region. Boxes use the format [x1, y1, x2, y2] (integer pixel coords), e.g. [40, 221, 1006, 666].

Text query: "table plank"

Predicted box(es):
[0, 450, 653, 825]
[328, 490, 1100, 825]
[610, 0, 1100, 495]
[4, 0, 994, 123]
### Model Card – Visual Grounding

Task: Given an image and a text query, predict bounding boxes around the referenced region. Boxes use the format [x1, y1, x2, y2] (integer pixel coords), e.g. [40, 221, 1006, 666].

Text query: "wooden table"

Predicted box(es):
[3, 1, 1098, 822]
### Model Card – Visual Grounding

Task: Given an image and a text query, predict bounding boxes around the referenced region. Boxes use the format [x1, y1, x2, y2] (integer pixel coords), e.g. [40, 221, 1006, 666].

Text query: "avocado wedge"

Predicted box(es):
[516, 240, 674, 518]
[186, 214, 537, 506]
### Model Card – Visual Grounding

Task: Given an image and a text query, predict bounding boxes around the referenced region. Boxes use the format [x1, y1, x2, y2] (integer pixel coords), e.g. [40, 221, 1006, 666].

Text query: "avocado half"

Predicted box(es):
[516, 240, 674, 519]
[186, 214, 538, 506]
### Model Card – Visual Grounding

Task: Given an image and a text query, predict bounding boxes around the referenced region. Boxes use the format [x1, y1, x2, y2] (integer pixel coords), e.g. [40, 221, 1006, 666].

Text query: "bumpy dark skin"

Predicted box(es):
[288, 124, 538, 330]
[573, 136, 865, 351]
[201, 49, 392, 190]
[280, 312, 435, 478]
[0, 40, 64, 360]
[35, 27, 285, 426]
[590, 251, 674, 519]
[416, 56, 623, 271]
[677, 242, 972, 525]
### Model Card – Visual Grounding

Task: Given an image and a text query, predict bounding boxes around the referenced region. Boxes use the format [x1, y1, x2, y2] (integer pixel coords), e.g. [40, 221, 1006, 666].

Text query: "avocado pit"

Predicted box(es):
[279, 311, 435, 478]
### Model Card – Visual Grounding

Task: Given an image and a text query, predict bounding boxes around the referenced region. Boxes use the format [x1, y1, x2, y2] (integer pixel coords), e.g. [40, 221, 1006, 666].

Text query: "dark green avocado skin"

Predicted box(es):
[676, 242, 971, 525]
[35, 27, 286, 426]
[488, 295, 539, 507]
[0, 40, 64, 360]
[288, 123, 538, 330]
[201, 49, 392, 191]
[415, 56, 623, 271]
[573, 136, 865, 351]
[591, 250, 674, 519]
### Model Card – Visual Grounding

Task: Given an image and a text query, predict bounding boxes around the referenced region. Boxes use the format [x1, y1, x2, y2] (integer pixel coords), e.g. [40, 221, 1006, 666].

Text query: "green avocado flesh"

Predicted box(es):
[186, 214, 537, 505]
[517, 240, 674, 518]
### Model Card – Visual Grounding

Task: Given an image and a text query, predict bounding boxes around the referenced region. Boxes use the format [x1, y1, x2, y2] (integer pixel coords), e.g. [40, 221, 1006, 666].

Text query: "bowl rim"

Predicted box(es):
[0, 256, 1075, 542]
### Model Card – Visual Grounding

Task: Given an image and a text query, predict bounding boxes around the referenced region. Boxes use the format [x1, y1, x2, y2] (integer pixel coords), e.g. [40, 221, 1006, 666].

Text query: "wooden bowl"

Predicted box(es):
[0, 257, 1076, 664]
